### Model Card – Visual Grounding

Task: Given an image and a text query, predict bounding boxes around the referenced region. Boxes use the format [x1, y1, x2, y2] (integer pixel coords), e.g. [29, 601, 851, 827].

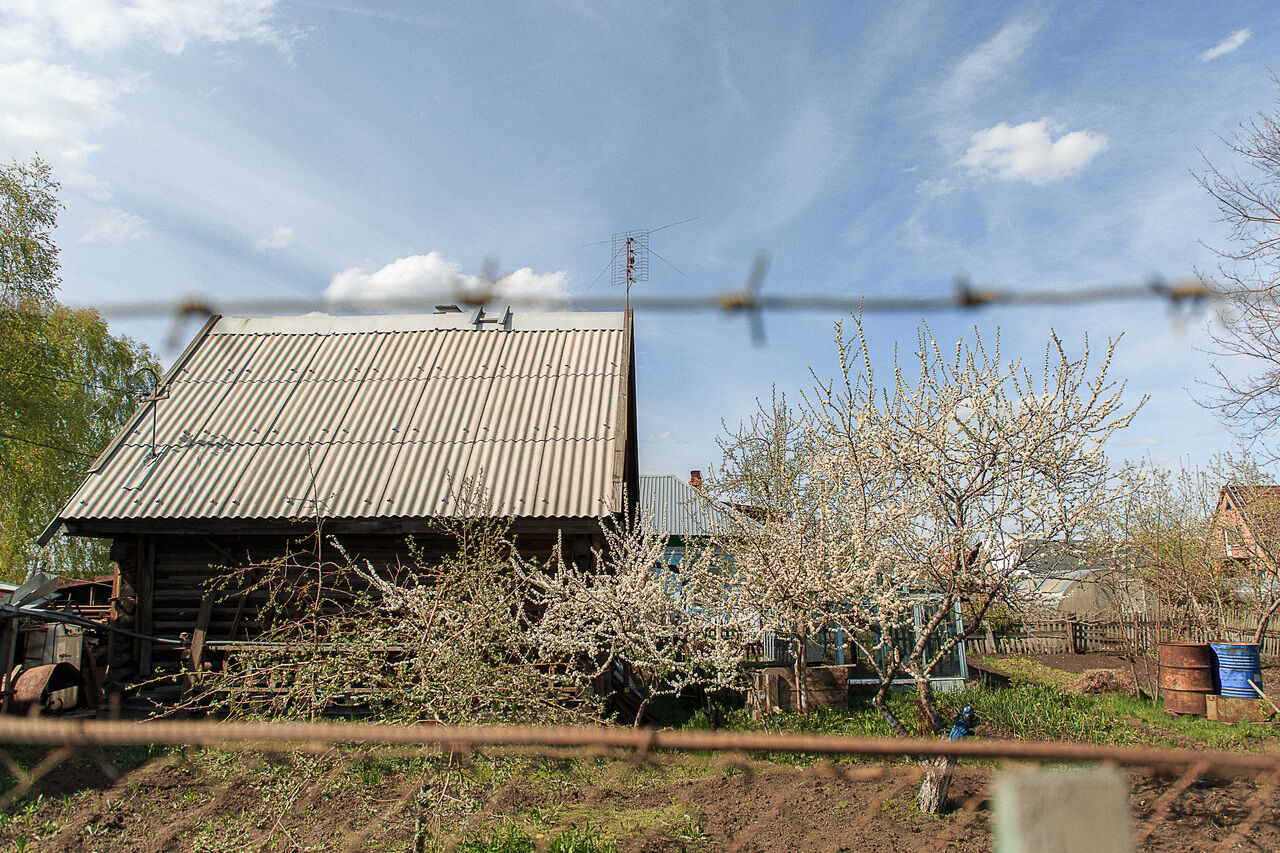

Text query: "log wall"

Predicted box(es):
[111, 519, 604, 679]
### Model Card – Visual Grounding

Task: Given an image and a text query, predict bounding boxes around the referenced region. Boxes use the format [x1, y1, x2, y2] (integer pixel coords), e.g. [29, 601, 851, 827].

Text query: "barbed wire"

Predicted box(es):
[0, 717, 1275, 852]
[77, 277, 1218, 319]
[69, 273, 1216, 347]
[0, 716, 1273, 774]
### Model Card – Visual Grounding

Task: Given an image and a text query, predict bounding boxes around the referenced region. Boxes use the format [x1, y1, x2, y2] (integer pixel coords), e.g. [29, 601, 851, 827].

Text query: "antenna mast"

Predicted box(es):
[610, 230, 649, 310]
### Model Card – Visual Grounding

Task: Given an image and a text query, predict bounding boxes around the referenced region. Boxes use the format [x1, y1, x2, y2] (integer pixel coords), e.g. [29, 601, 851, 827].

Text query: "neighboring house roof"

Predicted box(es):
[1220, 482, 1280, 552]
[1013, 567, 1097, 602]
[639, 475, 737, 539]
[43, 310, 634, 540]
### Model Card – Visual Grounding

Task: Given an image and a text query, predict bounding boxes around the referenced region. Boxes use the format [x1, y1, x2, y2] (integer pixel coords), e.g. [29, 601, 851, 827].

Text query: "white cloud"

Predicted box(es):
[943, 18, 1041, 102]
[253, 224, 294, 252]
[325, 252, 569, 305]
[0, 1, 288, 197]
[957, 119, 1108, 186]
[0, 60, 137, 189]
[6, 0, 288, 57]
[1200, 29, 1251, 62]
[81, 209, 148, 242]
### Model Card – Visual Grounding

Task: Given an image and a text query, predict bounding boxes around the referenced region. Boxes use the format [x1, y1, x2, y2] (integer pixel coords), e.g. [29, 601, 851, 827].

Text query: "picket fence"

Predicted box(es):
[964, 614, 1280, 661]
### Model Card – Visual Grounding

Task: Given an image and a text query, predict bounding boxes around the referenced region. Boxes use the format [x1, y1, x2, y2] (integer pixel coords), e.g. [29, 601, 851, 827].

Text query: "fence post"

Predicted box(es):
[993, 766, 1132, 853]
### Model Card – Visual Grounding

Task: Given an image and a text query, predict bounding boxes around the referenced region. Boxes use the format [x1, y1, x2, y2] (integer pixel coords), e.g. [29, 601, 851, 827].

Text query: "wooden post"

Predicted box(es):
[0, 616, 17, 716]
[189, 592, 215, 674]
[80, 640, 103, 710]
[137, 535, 154, 676]
[993, 767, 1132, 853]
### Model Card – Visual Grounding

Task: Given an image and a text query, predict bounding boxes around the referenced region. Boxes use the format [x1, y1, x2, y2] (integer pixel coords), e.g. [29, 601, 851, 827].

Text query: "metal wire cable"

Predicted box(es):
[72, 276, 1215, 322]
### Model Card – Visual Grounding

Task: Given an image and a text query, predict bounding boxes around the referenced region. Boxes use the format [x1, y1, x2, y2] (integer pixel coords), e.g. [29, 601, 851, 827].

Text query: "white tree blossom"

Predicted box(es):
[523, 513, 750, 725]
[711, 317, 1141, 812]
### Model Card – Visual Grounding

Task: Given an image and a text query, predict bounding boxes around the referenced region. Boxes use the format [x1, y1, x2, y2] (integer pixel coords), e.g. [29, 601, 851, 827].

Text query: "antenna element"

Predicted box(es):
[610, 229, 649, 309]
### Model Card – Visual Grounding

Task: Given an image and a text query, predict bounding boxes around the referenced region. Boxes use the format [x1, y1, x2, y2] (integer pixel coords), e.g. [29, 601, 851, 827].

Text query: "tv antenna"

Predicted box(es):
[597, 218, 695, 309]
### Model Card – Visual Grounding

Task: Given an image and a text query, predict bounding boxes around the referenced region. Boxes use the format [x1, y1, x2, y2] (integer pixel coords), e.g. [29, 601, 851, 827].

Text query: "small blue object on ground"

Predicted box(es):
[949, 706, 980, 740]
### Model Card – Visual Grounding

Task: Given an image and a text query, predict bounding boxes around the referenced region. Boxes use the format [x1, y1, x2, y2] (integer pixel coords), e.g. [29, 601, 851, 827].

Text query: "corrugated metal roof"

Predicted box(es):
[639, 474, 738, 538]
[49, 311, 630, 530]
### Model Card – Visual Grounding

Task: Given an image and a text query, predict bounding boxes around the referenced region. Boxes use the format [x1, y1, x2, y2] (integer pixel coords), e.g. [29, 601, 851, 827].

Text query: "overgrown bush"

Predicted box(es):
[180, 518, 596, 725]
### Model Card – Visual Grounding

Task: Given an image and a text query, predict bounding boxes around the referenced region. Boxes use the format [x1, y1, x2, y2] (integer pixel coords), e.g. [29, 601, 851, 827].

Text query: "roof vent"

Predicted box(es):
[470, 306, 513, 330]
[434, 304, 462, 314]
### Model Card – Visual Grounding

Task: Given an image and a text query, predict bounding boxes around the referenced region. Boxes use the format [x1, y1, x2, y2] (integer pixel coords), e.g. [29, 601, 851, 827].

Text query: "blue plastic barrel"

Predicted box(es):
[1209, 643, 1263, 698]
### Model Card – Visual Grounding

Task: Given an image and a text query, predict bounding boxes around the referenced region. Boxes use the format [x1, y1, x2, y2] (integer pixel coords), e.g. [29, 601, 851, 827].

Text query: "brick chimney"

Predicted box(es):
[689, 470, 703, 489]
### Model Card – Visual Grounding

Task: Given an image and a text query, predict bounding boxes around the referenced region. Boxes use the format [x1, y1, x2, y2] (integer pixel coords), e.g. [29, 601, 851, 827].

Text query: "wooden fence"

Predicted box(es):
[964, 615, 1280, 661]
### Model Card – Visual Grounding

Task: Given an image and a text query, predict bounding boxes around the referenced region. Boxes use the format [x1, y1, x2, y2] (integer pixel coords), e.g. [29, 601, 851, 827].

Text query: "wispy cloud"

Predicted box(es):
[253, 224, 295, 252]
[1200, 28, 1251, 62]
[943, 18, 1041, 103]
[13, 0, 290, 56]
[957, 119, 1108, 186]
[81, 209, 148, 242]
[325, 252, 569, 304]
[0, 1, 290, 198]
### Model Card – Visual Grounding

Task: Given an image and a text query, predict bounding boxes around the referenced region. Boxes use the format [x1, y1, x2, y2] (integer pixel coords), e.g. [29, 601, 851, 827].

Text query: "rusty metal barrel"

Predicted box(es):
[1158, 642, 1214, 715]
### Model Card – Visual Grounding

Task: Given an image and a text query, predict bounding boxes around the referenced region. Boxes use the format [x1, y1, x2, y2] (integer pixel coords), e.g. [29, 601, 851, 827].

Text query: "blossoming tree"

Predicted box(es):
[712, 316, 1141, 812]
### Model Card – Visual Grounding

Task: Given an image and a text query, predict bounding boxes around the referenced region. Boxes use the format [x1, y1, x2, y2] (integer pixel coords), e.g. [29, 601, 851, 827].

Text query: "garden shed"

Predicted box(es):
[39, 308, 639, 690]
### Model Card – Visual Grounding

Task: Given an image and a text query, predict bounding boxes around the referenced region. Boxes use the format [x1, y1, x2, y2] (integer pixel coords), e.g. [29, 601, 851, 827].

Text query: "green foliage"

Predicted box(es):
[0, 157, 157, 580]
[455, 826, 537, 853]
[715, 691, 926, 739]
[715, 659, 1280, 750]
[548, 826, 620, 853]
[938, 683, 1136, 744]
[456, 825, 618, 853]
[0, 156, 60, 303]
[0, 301, 156, 579]
[976, 656, 1076, 688]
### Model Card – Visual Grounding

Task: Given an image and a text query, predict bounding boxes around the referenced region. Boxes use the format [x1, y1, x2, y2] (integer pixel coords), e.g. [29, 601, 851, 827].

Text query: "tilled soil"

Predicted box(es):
[610, 765, 994, 853]
[5, 754, 1280, 852]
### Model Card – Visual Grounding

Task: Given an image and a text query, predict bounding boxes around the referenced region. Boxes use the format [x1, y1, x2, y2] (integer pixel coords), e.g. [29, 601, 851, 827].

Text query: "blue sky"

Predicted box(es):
[3, 1, 1278, 477]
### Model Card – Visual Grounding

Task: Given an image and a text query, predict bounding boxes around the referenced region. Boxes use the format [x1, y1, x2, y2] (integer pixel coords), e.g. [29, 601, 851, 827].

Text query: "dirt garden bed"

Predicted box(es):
[1, 743, 1277, 852]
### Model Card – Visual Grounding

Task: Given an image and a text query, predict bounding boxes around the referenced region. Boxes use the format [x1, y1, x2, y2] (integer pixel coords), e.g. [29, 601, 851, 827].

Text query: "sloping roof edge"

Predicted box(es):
[44, 310, 633, 539]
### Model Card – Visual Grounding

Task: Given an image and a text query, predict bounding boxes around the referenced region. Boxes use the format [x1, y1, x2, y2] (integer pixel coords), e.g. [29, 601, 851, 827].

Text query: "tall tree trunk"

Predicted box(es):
[914, 674, 944, 735]
[915, 672, 958, 814]
[793, 633, 809, 715]
[917, 756, 955, 814]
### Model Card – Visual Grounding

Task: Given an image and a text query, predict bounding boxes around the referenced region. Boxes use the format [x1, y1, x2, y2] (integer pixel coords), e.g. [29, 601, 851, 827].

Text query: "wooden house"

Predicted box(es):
[1210, 482, 1280, 571]
[39, 308, 639, 691]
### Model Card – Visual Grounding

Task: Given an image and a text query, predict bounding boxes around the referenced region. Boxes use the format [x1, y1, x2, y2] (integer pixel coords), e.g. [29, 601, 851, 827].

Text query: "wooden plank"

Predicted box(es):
[80, 640, 103, 710]
[137, 535, 154, 676]
[189, 592, 216, 673]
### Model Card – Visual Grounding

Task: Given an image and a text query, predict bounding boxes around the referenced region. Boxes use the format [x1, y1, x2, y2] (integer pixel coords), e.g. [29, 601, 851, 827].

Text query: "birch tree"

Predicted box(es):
[0, 157, 157, 579]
